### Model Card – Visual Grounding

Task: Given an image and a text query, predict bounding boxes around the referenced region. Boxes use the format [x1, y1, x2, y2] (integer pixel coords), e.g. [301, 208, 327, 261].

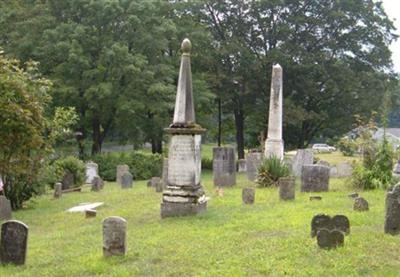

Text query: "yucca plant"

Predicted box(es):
[257, 156, 291, 187]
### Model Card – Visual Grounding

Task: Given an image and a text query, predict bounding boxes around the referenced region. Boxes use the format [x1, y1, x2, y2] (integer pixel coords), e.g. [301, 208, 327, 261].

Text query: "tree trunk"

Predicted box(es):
[91, 116, 102, 155]
[234, 95, 245, 159]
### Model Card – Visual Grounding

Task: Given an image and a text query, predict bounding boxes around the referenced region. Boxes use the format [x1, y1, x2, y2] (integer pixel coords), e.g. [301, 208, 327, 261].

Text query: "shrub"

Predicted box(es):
[92, 151, 162, 181]
[337, 137, 358, 156]
[257, 156, 290, 187]
[54, 156, 86, 187]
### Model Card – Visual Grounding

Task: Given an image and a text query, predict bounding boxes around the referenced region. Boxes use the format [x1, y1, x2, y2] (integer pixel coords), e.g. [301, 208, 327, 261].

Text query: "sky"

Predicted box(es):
[382, 0, 400, 73]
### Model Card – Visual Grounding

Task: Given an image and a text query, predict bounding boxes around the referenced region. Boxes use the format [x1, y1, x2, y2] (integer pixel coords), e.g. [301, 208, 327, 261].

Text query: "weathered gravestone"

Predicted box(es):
[61, 171, 74, 190]
[384, 184, 400, 235]
[264, 64, 284, 160]
[0, 220, 28, 265]
[292, 149, 313, 177]
[246, 152, 262, 182]
[53, 183, 62, 199]
[103, 216, 126, 257]
[121, 172, 133, 189]
[0, 196, 12, 221]
[354, 197, 369, 211]
[162, 158, 168, 189]
[116, 165, 129, 185]
[213, 147, 236, 187]
[155, 179, 163, 193]
[242, 188, 255, 204]
[301, 165, 330, 192]
[85, 162, 98, 184]
[148, 177, 161, 188]
[279, 177, 295, 200]
[393, 161, 400, 175]
[237, 159, 246, 172]
[330, 162, 353, 178]
[311, 214, 349, 249]
[160, 39, 208, 218]
[91, 176, 104, 192]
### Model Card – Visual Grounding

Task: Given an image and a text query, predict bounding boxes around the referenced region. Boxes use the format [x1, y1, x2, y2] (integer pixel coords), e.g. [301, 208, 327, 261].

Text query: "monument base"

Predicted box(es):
[264, 138, 284, 160]
[161, 201, 207, 218]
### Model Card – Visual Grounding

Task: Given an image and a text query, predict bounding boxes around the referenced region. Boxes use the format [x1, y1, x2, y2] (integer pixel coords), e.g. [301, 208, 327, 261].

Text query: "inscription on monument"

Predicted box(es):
[168, 135, 196, 186]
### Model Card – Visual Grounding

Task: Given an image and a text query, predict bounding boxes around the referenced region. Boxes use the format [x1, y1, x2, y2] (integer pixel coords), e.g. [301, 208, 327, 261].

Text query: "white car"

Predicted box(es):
[312, 144, 336, 153]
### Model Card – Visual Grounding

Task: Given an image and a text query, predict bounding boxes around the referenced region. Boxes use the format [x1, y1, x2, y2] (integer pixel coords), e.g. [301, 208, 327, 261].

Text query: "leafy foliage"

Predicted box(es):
[92, 151, 162, 181]
[54, 156, 86, 188]
[256, 156, 290, 188]
[337, 137, 358, 157]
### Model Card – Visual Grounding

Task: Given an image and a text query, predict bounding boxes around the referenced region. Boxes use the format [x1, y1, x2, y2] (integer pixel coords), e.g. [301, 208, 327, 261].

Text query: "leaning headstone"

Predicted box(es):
[279, 177, 295, 200]
[161, 39, 208, 218]
[264, 64, 284, 159]
[53, 183, 62, 199]
[301, 165, 330, 192]
[213, 147, 236, 187]
[384, 184, 400, 235]
[0, 196, 12, 221]
[242, 188, 255, 204]
[237, 159, 246, 172]
[116, 165, 129, 185]
[85, 162, 98, 184]
[121, 172, 133, 189]
[353, 197, 369, 211]
[292, 149, 313, 177]
[246, 152, 262, 182]
[91, 176, 104, 192]
[0, 220, 28, 265]
[61, 171, 74, 190]
[103, 216, 127, 257]
[162, 158, 168, 188]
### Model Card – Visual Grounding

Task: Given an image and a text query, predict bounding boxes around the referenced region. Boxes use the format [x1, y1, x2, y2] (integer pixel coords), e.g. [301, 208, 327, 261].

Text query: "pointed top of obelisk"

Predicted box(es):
[170, 38, 195, 128]
[181, 38, 192, 54]
[273, 63, 282, 71]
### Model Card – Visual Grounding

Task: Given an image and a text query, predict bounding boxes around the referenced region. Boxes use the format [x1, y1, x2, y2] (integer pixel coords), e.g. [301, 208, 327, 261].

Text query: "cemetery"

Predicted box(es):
[1, 0, 400, 276]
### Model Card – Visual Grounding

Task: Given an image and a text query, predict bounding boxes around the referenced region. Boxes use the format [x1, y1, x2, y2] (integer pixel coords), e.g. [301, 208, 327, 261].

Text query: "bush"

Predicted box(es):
[257, 156, 290, 187]
[337, 137, 358, 156]
[202, 157, 213, 170]
[54, 156, 86, 187]
[92, 151, 163, 181]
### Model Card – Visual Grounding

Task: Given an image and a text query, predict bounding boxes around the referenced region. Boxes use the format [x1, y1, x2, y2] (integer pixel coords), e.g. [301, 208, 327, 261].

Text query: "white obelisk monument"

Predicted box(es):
[264, 64, 284, 159]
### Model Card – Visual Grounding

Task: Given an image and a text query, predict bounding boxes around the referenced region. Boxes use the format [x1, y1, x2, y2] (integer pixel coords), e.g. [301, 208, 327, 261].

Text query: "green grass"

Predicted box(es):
[1, 171, 399, 276]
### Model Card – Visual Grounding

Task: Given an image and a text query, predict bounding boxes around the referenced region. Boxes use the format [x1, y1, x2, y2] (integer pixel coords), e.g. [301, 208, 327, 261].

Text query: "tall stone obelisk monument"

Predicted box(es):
[161, 38, 207, 218]
[264, 64, 284, 159]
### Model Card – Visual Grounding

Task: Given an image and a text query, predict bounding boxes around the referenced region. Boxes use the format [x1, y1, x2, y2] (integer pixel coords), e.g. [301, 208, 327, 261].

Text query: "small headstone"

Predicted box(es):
[155, 179, 163, 193]
[301, 165, 330, 192]
[237, 159, 246, 172]
[103, 216, 126, 257]
[292, 149, 313, 177]
[353, 197, 369, 211]
[116, 165, 129, 185]
[0, 220, 28, 265]
[213, 147, 236, 187]
[53, 183, 62, 199]
[242, 188, 255, 204]
[148, 177, 161, 188]
[246, 152, 262, 182]
[61, 171, 74, 190]
[279, 177, 295, 200]
[384, 184, 400, 235]
[310, 196, 322, 201]
[85, 162, 98, 184]
[91, 176, 104, 192]
[0, 196, 12, 221]
[311, 214, 332, 237]
[317, 229, 344, 249]
[121, 172, 133, 189]
[336, 162, 353, 177]
[348, 192, 359, 199]
[85, 209, 97, 218]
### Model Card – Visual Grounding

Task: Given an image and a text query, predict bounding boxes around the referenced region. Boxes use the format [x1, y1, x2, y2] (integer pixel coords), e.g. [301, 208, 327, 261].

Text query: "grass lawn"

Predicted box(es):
[0, 171, 399, 276]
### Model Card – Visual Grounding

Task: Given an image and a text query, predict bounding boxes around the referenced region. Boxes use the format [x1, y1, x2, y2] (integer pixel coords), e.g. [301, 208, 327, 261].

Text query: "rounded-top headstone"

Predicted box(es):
[102, 216, 127, 257]
[242, 187, 255, 204]
[0, 220, 28, 265]
[181, 38, 192, 53]
[353, 197, 369, 211]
